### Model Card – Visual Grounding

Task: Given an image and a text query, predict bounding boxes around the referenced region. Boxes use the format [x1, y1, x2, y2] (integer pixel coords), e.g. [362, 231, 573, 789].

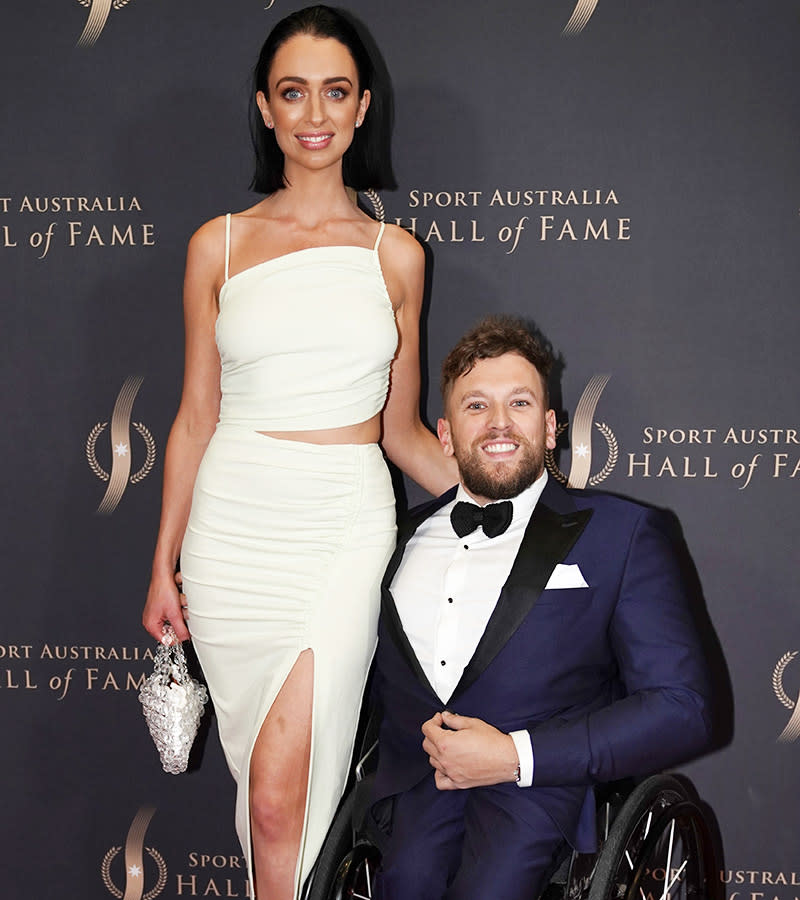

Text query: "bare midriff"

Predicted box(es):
[257, 413, 381, 446]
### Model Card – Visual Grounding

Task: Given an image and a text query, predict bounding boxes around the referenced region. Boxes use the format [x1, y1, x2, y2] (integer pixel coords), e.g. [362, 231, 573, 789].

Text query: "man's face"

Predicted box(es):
[437, 353, 556, 505]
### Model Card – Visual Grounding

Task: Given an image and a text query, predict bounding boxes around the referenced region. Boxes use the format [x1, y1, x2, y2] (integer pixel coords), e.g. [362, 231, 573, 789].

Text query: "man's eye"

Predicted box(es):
[511, 400, 529, 407]
[467, 402, 485, 410]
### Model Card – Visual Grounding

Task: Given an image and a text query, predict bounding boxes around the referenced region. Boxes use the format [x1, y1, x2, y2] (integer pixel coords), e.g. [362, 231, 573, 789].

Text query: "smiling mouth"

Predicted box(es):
[483, 441, 519, 455]
[296, 133, 334, 148]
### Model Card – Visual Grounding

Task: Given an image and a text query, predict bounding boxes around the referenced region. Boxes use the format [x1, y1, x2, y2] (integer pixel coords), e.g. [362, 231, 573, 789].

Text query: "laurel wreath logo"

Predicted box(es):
[772, 651, 798, 710]
[86, 422, 156, 484]
[364, 188, 386, 223]
[101, 846, 167, 899]
[545, 421, 618, 486]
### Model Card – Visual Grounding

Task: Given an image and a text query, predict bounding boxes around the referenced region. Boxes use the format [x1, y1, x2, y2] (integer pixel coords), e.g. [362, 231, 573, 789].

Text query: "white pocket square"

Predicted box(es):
[544, 564, 589, 590]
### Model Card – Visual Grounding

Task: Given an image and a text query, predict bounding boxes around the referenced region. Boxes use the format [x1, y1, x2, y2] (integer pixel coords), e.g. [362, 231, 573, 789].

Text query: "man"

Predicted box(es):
[370, 316, 712, 900]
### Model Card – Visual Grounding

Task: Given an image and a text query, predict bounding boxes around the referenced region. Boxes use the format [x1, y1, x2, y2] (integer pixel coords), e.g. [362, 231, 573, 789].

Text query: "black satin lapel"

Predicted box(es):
[382, 540, 408, 591]
[381, 586, 437, 696]
[451, 503, 593, 699]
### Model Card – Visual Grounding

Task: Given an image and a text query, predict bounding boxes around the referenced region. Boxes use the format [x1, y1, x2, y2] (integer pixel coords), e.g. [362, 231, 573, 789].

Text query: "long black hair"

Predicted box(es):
[249, 5, 396, 194]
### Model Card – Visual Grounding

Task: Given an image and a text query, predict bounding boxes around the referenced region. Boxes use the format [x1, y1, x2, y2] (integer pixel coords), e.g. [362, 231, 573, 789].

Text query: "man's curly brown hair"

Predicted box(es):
[441, 315, 553, 408]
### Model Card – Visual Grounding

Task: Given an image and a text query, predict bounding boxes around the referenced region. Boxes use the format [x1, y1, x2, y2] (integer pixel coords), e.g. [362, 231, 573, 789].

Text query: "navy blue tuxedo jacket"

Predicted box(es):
[371, 478, 713, 852]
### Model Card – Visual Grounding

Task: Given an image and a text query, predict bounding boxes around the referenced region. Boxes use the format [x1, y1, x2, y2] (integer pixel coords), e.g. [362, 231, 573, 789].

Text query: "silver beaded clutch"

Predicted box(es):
[139, 627, 209, 774]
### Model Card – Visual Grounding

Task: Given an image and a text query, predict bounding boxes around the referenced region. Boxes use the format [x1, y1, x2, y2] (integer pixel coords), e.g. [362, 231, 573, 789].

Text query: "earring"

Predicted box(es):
[266, 121, 274, 129]
[355, 119, 362, 128]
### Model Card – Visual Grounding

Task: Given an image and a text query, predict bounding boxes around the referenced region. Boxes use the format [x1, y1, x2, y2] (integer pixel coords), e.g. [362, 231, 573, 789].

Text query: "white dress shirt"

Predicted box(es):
[391, 471, 550, 787]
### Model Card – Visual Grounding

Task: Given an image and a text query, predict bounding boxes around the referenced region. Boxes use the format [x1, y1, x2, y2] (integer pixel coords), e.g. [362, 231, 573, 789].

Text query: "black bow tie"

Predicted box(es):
[450, 500, 513, 539]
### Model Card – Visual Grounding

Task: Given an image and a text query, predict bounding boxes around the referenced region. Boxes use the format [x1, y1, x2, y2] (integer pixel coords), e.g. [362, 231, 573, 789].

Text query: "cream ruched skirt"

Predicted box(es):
[181, 425, 396, 898]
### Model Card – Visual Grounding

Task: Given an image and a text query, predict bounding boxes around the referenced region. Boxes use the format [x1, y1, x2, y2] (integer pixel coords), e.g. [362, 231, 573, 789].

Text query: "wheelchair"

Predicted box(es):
[301, 733, 721, 900]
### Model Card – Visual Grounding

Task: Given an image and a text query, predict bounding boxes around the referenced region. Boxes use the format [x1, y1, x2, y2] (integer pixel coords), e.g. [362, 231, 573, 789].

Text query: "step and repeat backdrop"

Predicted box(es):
[1, 1, 798, 897]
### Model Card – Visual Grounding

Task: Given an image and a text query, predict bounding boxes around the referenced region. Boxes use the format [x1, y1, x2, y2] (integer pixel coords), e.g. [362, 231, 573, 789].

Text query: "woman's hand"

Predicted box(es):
[143, 569, 190, 643]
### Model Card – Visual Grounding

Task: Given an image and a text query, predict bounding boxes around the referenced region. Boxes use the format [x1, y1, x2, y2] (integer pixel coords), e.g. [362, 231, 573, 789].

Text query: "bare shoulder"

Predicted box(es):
[376, 224, 425, 313]
[188, 199, 271, 251]
[380, 222, 424, 260]
[187, 215, 227, 262]
[183, 215, 229, 297]
[379, 223, 425, 276]
[231, 196, 274, 222]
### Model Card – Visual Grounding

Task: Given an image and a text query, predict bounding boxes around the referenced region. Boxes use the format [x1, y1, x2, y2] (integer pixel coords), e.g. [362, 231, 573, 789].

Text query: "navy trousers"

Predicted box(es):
[374, 773, 566, 900]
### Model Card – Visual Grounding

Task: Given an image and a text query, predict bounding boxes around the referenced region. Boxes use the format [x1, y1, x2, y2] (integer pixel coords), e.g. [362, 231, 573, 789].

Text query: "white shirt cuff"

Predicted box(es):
[509, 730, 534, 788]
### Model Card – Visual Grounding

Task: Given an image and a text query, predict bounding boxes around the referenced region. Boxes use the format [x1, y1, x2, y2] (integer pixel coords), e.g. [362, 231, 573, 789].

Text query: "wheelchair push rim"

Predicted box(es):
[586, 774, 717, 900]
[328, 841, 381, 900]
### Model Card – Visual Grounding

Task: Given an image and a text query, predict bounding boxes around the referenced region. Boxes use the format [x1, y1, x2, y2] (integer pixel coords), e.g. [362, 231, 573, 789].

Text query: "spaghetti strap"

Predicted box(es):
[224, 213, 231, 283]
[372, 221, 386, 252]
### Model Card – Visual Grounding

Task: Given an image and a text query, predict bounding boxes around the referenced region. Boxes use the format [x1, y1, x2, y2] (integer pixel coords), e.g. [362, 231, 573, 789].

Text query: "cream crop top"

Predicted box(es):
[215, 214, 398, 431]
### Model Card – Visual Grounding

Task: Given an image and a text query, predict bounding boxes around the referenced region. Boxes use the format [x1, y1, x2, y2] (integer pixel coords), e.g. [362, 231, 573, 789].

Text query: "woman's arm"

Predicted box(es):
[379, 226, 458, 496]
[142, 219, 224, 642]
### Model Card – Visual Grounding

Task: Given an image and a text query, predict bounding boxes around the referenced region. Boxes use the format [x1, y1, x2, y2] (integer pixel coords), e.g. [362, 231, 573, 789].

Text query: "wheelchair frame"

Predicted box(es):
[302, 770, 720, 900]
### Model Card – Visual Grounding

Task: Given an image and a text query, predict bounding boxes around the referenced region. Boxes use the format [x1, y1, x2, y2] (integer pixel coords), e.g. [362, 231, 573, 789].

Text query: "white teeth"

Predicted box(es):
[299, 134, 331, 144]
[485, 443, 516, 454]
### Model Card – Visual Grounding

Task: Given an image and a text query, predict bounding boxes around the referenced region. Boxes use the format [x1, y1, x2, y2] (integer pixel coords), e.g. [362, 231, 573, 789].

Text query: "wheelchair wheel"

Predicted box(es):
[564, 783, 632, 900]
[328, 841, 381, 900]
[626, 800, 716, 900]
[302, 790, 356, 900]
[587, 775, 716, 900]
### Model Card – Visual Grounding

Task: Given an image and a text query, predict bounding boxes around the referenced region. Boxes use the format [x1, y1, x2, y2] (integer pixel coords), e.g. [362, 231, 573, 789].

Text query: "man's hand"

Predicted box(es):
[421, 711, 520, 790]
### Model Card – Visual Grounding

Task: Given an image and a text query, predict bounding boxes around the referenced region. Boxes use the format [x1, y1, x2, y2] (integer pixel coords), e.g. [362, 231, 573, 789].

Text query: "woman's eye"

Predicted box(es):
[282, 87, 303, 100]
[327, 87, 347, 100]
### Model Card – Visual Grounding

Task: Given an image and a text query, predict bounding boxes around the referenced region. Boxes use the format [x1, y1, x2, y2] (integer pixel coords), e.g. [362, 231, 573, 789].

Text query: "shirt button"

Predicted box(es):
[440, 660, 446, 666]
[463, 544, 469, 550]
[447, 597, 454, 604]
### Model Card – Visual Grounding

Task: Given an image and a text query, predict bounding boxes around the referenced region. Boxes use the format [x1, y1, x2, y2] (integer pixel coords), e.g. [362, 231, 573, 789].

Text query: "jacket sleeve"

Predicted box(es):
[529, 507, 713, 786]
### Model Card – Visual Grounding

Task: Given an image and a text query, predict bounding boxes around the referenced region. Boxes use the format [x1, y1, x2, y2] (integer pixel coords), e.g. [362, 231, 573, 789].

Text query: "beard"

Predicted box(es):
[453, 430, 544, 501]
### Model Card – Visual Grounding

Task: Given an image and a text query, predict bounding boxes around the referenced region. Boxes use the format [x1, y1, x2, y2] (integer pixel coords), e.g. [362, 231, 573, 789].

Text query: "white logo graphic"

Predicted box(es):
[773, 651, 800, 743]
[563, 0, 599, 36]
[75, 0, 133, 48]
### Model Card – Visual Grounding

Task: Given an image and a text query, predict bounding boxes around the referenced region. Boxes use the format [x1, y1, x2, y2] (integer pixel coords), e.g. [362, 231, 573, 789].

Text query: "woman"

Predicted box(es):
[142, 6, 455, 900]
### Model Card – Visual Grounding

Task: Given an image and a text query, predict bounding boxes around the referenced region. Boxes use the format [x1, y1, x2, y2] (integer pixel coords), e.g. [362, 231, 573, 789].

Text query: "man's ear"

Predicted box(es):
[545, 409, 557, 451]
[437, 418, 455, 457]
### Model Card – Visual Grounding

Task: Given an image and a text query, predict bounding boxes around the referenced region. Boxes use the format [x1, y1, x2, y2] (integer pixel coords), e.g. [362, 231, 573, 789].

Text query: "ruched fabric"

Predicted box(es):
[215, 232, 397, 431]
[181, 427, 396, 896]
[180, 219, 398, 897]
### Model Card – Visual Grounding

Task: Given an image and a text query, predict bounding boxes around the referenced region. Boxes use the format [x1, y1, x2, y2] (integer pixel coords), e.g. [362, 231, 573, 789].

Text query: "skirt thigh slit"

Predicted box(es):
[180, 427, 396, 899]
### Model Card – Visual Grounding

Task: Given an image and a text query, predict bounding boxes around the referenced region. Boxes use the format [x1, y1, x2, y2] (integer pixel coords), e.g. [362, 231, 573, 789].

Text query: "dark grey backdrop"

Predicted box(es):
[1, 1, 798, 897]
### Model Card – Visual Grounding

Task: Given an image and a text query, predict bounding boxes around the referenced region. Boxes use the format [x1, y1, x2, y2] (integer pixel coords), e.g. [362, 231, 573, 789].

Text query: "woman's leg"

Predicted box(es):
[249, 649, 314, 900]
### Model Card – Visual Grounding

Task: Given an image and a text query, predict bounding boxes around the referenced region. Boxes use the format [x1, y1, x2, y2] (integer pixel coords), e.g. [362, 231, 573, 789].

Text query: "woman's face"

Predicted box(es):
[257, 33, 370, 178]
